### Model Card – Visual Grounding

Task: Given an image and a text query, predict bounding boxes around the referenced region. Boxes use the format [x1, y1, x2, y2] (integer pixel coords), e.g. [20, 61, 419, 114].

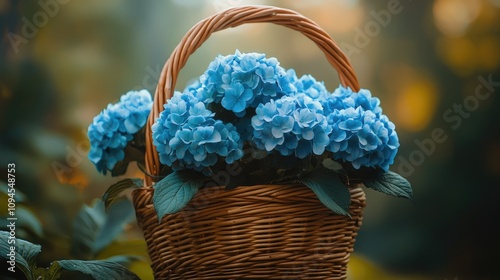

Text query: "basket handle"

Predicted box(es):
[145, 5, 360, 184]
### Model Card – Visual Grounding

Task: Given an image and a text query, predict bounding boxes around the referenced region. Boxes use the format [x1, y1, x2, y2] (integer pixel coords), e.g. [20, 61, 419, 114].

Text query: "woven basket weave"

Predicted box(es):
[132, 5, 366, 279]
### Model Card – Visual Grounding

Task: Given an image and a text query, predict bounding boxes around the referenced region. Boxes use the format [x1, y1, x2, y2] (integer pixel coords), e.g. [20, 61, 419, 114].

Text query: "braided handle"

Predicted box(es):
[145, 5, 360, 185]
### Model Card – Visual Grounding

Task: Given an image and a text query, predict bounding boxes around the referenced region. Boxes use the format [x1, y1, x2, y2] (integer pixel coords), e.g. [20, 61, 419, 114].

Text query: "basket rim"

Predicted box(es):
[133, 183, 367, 215]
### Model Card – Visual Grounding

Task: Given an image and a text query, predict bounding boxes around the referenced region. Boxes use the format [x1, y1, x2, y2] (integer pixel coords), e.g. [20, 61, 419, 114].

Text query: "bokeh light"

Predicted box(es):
[433, 0, 481, 37]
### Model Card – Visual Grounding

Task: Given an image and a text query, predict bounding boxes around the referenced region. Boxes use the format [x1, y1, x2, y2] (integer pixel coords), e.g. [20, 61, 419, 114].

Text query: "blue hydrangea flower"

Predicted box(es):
[221, 83, 253, 113]
[322, 85, 383, 116]
[195, 50, 296, 116]
[251, 93, 331, 159]
[290, 71, 330, 100]
[88, 89, 153, 174]
[325, 97, 399, 171]
[321, 85, 353, 115]
[249, 73, 337, 160]
[152, 90, 244, 173]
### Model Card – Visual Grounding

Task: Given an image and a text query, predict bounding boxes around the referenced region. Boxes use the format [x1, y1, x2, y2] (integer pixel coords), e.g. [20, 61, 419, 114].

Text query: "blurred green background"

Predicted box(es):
[1, 0, 499, 279]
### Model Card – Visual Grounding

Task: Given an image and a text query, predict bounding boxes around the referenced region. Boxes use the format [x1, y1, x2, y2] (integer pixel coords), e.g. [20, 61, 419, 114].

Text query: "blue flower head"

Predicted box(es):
[88, 89, 153, 174]
[291, 72, 330, 100]
[322, 85, 383, 116]
[324, 87, 399, 171]
[195, 50, 296, 116]
[152, 90, 244, 173]
[251, 93, 331, 159]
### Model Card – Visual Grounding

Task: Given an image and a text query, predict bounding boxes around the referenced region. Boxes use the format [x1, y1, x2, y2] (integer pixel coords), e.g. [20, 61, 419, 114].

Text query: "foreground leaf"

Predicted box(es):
[57, 259, 140, 280]
[153, 171, 205, 220]
[14, 233, 41, 271]
[34, 261, 62, 280]
[16, 206, 44, 237]
[362, 171, 413, 200]
[0, 230, 41, 279]
[104, 255, 142, 266]
[299, 168, 351, 216]
[92, 199, 135, 254]
[102, 178, 142, 210]
[71, 201, 105, 258]
[71, 198, 135, 258]
[322, 158, 344, 172]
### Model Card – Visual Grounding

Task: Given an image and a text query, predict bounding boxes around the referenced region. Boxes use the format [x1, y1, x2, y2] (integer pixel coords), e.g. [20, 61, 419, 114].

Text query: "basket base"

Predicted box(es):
[132, 184, 366, 280]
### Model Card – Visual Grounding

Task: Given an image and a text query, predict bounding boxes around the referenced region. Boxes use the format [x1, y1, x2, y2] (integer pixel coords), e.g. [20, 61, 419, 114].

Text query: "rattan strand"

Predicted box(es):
[133, 184, 365, 279]
[133, 5, 366, 279]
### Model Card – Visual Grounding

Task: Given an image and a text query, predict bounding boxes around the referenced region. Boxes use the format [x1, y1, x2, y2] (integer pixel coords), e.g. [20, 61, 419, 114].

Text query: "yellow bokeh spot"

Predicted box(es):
[348, 254, 431, 280]
[292, 1, 364, 34]
[348, 254, 388, 280]
[437, 35, 500, 75]
[433, 0, 481, 37]
[477, 37, 500, 71]
[437, 37, 476, 75]
[129, 261, 154, 280]
[96, 239, 153, 279]
[396, 80, 439, 132]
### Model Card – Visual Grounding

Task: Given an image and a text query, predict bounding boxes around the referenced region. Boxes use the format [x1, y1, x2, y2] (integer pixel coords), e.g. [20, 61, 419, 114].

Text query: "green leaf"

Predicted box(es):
[153, 171, 204, 220]
[363, 170, 413, 200]
[322, 158, 344, 172]
[0, 208, 43, 238]
[299, 168, 351, 216]
[102, 178, 142, 210]
[0, 230, 41, 279]
[16, 235, 42, 267]
[71, 201, 105, 258]
[93, 199, 135, 254]
[111, 161, 131, 177]
[57, 259, 140, 280]
[104, 255, 142, 266]
[15, 206, 44, 237]
[34, 261, 62, 280]
[71, 199, 135, 258]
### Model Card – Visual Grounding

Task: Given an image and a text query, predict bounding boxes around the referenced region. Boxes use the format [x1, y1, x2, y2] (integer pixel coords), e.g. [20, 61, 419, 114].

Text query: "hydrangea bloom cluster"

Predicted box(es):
[152, 51, 399, 173]
[290, 71, 330, 100]
[249, 71, 398, 170]
[251, 94, 331, 159]
[152, 89, 244, 173]
[193, 50, 296, 116]
[88, 89, 153, 174]
[324, 86, 399, 171]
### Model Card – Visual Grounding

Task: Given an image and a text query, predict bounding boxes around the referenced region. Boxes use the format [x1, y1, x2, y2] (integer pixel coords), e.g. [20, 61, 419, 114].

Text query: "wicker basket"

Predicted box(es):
[132, 5, 366, 279]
